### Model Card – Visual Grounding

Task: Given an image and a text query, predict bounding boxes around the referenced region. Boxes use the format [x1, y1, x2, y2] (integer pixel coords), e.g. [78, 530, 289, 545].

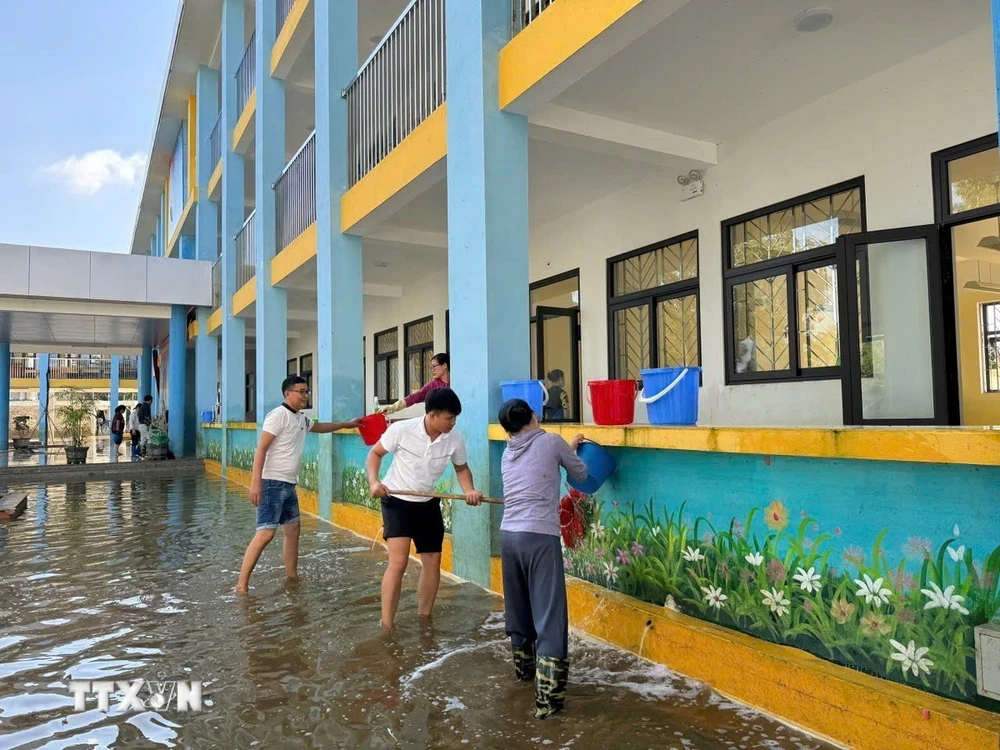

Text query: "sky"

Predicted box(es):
[0, 1, 180, 253]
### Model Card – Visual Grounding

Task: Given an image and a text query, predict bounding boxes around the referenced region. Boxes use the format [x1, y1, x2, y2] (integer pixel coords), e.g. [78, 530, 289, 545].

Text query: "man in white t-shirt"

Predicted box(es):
[236, 376, 360, 593]
[367, 388, 483, 630]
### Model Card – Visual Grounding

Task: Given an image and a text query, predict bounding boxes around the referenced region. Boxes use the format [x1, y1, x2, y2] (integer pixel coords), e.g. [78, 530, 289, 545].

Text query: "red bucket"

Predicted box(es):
[358, 413, 388, 446]
[587, 380, 637, 426]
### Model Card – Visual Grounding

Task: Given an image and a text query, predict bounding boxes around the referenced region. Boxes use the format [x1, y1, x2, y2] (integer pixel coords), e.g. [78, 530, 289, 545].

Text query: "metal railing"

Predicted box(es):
[277, 0, 296, 32]
[212, 258, 222, 311]
[49, 357, 111, 380]
[512, 0, 556, 35]
[10, 356, 38, 380]
[209, 111, 222, 169]
[344, 0, 446, 186]
[275, 131, 316, 251]
[120, 356, 139, 381]
[236, 31, 257, 116]
[236, 210, 257, 290]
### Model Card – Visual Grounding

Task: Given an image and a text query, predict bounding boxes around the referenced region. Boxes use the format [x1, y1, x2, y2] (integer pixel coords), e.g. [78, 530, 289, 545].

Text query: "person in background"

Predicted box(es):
[543, 369, 570, 422]
[379, 352, 450, 415]
[366, 388, 482, 630]
[135, 395, 153, 457]
[497, 398, 588, 719]
[110, 405, 126, 456]
[128, 403, 142, 460]
[95, 409, 107, 437]
[236, 376, 360, 593]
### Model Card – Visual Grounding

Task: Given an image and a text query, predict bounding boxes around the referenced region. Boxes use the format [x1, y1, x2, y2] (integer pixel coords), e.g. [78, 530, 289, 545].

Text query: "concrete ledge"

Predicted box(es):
[488, 423, 1000, 467]
[0, 458, 204, 484]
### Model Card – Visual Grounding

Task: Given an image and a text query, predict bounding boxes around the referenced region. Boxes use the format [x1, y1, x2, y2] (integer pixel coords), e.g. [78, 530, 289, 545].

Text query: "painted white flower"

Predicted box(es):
[744, 552, 764, 566]
[953, 524, 961, 537]
[602, 561, 619, 584]
[947, 545, 966, 563]
[920, 581, 970, 615]
[590, 521, 605, 538]
[700, 585, 727, 610]
[854, 574, 893, 608]
[664, 594, 679, 612]
[650, 526, 662, 538]
[793, 566, 822, 594]
[683, 546, 705, 563]
[761, 587, 790, 616]
[889, 639, 934, 677]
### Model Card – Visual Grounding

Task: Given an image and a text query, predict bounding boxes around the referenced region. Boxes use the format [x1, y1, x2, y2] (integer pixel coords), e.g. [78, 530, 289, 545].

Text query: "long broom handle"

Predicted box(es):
[385, 489, 504, 505]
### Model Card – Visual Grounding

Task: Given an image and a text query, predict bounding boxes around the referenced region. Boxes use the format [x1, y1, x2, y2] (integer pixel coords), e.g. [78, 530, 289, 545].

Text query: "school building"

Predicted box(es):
[5, 0, 1000, 745]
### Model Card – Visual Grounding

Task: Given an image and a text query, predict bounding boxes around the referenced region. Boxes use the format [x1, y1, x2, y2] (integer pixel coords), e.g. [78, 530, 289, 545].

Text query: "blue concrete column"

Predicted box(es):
[152, 350, 161, 416]
[139, 346, 152, 402]
[0, 343, 9, 462]
[109, 355, 120, 463]
[168, 306, 187, 456]
[315, 0, 363, 520]
[221, 0, 247, 463]
[38, 353, 50, 448]
[254, 0, 289, 424]
[179, 235, 196, 260]
[195, 65, 221, 441]
[445, 0, 531, 587]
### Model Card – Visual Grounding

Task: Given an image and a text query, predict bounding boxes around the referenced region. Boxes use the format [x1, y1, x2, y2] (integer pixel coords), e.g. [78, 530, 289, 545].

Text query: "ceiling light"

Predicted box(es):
[795, 7, 834, 33]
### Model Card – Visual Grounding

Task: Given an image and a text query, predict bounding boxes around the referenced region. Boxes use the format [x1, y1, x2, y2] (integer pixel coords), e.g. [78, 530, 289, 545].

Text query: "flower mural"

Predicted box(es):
[562, 497, 1000, 702]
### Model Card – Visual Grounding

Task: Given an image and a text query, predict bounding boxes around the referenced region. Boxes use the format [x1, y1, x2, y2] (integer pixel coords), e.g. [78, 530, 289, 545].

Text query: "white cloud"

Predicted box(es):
[44, 149, 146, 195]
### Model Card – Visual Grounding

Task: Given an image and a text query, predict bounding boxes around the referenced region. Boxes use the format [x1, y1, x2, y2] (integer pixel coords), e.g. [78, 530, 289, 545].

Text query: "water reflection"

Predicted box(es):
[0, 478, 833, 749]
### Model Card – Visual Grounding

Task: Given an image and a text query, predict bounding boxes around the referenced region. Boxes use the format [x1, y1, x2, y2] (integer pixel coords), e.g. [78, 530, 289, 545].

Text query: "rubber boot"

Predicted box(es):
[512, 643, 536, 682]
[534, 656, 569, 719]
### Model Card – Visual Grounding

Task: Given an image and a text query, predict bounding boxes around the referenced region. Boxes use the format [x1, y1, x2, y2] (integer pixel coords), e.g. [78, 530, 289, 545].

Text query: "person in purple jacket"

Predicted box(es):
[498, 398, 588, 719]
[380, 352, 450, 415]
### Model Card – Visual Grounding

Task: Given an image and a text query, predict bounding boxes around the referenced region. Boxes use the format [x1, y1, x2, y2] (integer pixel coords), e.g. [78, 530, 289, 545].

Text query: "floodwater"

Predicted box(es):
[0, 476, 835, 749]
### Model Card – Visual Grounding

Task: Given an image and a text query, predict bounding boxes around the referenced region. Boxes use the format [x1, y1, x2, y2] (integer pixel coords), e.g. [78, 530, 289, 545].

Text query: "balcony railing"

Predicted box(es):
[49, 357, 112, 380]
[512, 0, 555, 35]
[277, 0, 296, 32]
[212, 258, 222, 311]
[10, 356, 38, 380]
[209, 111, 222, 169]
[236, 31, 257, 116]
[236, 210, 257, 291]
[275, 131, 316, 252]
[120, 356, 139, 381]
[344, 0, 446, 186]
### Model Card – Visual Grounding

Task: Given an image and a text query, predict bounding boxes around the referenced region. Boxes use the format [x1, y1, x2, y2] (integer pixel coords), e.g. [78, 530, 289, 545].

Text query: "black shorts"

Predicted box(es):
[381, 496, 444, 554]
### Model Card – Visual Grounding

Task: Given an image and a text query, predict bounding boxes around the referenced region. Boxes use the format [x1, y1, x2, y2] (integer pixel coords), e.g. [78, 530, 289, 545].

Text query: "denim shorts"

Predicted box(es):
[257, 479, 300, 530]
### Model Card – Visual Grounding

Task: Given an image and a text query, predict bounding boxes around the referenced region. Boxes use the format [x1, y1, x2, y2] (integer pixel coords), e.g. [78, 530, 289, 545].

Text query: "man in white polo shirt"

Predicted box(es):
[236, 375, 360, 593]
[367, 388, 483, 630]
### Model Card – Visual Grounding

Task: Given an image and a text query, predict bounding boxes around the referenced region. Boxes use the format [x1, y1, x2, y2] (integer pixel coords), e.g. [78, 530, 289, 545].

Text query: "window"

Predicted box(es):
[374, 328, 399, 404]
[608, 233, 700, 381]
[286, 358, 297, 377]
[531, 271, 581, 422]
[404, 317, 435, 393]
[723, 179, 865, 383]
[932, 134, 1000, 222]
[299, 354, 313, 408]
[983, 303, 1000, 393]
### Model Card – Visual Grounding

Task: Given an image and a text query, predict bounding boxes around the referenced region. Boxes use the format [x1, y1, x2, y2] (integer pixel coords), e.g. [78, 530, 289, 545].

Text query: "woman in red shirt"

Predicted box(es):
[381, 352, 450, 414]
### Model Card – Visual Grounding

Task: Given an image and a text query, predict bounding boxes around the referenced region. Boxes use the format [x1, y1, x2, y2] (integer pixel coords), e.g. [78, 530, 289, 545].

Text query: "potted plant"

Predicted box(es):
[11, 416, 32, 450]
[146, 414, 170, 460]
[56, 390, 95, 465]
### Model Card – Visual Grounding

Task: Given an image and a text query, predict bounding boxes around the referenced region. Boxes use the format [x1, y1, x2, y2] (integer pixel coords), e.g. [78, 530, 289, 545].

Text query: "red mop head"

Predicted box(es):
[560, 489, 588, 549]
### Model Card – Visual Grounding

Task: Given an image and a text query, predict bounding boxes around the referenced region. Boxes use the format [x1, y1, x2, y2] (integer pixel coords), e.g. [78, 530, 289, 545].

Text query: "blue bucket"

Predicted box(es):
[568, 441, 617, 494]
[499, 380, 549, 416]
[638, 367, 701, 425]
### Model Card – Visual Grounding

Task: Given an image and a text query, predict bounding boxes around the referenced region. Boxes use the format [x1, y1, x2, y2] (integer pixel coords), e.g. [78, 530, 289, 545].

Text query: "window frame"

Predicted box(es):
[982, 302, 1000, 394]
[403, 316, 435, 394]
[298, 354, 313, 409]
[931, 133, 1000, 225]
[606, 231, 701, 381]
[721, 177, 866, 385]
[531, 269, 582, 422]
[286, 358, 297, 377]
[374, 326, 400, 405]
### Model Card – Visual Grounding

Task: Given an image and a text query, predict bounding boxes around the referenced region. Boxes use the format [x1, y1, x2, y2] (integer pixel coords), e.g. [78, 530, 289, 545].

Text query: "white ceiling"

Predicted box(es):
[0, 312, 162, 350]
[555, 0, 991, 143]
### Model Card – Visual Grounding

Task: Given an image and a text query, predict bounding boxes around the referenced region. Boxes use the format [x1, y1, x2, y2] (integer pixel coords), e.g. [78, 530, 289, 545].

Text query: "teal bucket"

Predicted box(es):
[499, 380, 549, 416]
[638, 367, 700, 425]
[568, 441, 617, 494]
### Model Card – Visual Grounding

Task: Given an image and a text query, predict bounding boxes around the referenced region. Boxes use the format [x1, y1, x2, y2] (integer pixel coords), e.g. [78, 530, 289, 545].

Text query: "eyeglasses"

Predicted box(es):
[290, 388, 311, 396]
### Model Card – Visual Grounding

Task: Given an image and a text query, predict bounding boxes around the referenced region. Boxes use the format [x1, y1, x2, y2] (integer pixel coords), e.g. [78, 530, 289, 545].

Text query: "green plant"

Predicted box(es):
[12, 415, 32, 439]
[55, 390, 95, 448]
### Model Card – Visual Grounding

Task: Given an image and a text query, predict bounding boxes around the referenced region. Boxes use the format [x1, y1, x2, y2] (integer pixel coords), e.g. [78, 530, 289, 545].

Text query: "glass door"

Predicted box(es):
[534, 306, 580, 423]
[840, 226, 947, 424]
